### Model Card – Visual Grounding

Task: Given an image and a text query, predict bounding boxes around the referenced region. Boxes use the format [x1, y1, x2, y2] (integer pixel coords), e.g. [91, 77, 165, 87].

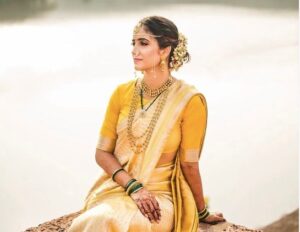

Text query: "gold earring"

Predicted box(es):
[160, 57, 166, 72]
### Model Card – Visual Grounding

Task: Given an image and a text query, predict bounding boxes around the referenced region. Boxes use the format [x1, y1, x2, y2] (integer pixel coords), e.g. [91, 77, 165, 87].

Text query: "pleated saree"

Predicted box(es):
[67, 77, 208, 232]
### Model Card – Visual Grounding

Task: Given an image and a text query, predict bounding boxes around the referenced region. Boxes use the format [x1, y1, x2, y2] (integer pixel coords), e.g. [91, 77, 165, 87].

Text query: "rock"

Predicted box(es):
[199, 222, 263, 232]
[24, 211, 82, 232]
[261, 208, 298, 232]
[24, 210, 263, 232]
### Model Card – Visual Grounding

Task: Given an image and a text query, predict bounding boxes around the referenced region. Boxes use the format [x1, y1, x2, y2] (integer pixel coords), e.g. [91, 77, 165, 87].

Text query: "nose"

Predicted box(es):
[131, 45, 139, 57]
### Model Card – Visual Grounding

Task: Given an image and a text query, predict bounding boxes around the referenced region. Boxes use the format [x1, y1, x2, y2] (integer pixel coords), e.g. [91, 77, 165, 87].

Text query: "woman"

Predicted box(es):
[68, 15, 226, 232]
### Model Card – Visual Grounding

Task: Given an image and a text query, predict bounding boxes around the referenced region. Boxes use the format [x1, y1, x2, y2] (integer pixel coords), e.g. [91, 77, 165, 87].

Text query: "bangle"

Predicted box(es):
[125, 178, 137, 191]
[128, 183, 143, 196]
[112, 168, 124, 182]
[198, 207, 210, 221]
[126, 181, 140, 195]
[198, 206, 207, 214]
[131, 186, 144, 194]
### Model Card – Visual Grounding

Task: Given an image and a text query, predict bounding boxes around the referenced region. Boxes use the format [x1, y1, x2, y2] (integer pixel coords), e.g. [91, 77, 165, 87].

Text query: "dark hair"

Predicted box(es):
[137, 16, 191, 70]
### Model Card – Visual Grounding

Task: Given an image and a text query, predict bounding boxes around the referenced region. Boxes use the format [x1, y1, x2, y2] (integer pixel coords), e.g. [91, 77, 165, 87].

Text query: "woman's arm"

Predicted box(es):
[95, 148, 161, 223]
[95, 148, 132, 187]
[181, 161, 226, 224]
[179, 94, 226, 224]
[180, 162, 206, 211]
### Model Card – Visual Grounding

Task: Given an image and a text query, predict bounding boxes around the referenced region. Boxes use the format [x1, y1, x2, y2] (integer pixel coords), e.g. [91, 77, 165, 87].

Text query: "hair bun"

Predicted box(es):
[170, 32, 189, 71]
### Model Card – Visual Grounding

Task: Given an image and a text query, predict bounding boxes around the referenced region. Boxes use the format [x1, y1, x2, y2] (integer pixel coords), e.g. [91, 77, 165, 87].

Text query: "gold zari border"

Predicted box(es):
[96, 136, 116, 153]
[180, 148, 200, 162]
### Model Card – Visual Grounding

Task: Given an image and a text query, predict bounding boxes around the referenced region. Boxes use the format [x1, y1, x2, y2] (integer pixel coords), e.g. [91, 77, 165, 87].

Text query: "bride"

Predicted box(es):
[67, 15, 226, 232]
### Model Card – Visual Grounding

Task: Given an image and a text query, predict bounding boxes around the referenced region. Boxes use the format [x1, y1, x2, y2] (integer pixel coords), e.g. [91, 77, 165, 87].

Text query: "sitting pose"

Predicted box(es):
[68, 15, 226, 232]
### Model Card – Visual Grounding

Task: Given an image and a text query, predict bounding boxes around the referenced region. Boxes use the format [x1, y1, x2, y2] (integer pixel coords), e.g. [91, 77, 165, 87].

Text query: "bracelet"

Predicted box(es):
[112, 168, 124, 182]
[198, 207, 210, 221]
[125, 178, 137, 191]
[126, 181, 140, 195]
[131, 186, 144, 194]
[198, 206, 207, 214]
[128, 183, 143, 196]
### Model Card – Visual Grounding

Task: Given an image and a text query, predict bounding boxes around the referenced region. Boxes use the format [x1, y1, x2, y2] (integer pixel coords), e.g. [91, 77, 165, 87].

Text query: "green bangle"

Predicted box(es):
[128, 183, 143, 196]
[125, 178, 137, 191]
[199, 211, 210, 221]
[112, 168, 124, 182]
[126, 181, 140, 195]
[198, 208, 210, 220]
[198, 206, 207, 215]
[131, 186, 144, 194]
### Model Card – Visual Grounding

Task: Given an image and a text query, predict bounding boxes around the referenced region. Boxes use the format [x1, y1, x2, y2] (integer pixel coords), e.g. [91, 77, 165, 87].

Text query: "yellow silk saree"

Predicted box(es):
[68, 78, 207, 232]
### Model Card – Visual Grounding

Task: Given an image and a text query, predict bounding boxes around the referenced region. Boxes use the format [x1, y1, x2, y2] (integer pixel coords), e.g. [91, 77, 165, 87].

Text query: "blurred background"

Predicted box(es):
[0, 0, 298, 231]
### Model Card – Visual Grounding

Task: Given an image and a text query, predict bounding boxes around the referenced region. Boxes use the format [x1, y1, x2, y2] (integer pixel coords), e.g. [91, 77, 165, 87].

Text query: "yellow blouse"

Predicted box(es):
[97, 79, 207, 163]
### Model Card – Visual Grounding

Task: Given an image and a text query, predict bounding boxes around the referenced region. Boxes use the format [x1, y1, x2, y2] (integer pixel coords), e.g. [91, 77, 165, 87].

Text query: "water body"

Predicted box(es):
[0, 1, 298, 231]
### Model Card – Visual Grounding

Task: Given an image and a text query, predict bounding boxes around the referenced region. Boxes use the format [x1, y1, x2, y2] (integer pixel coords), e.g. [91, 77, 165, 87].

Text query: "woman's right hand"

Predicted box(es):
[130, 188, 161, 223]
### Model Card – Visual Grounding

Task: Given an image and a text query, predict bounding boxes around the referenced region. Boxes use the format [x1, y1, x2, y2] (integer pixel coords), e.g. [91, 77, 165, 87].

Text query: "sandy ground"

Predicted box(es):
[0, 1, 298, 232]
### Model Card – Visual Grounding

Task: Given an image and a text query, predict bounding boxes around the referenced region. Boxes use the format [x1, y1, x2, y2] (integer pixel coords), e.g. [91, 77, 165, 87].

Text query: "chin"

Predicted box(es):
[134, 66, 145, 72]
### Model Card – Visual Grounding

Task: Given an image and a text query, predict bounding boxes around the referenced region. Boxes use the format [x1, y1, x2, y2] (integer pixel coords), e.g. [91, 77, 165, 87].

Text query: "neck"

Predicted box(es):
[142, 66, 171, 89]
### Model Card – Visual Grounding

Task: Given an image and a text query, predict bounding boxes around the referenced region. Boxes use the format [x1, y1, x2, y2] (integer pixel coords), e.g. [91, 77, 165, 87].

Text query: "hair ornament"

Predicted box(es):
[170, 32, 188, 71]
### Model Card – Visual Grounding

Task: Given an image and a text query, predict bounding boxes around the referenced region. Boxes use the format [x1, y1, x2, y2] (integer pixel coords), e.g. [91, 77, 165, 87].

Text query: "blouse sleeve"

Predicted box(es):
[179, 93, 208, 163]
[96, 85, 121, 153]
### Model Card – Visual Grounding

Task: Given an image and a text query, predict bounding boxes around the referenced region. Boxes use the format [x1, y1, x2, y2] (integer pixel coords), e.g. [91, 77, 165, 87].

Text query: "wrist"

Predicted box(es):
[113, 171, 132, 188]
[196, 198, 206, 212]
[125, 180, 143, 196]
[198, 205, 210, 221]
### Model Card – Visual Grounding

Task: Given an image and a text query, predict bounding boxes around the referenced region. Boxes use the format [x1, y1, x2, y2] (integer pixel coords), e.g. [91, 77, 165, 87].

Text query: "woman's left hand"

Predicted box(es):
[200, 211, 226, 225]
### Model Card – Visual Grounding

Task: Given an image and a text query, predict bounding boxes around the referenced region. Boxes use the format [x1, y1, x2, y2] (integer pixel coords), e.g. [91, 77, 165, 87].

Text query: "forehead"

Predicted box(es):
[132, 26, 156, 41]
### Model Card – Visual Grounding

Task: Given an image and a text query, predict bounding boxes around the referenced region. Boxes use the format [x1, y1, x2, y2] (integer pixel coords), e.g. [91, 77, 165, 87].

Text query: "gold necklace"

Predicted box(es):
[141, 75, 174, 97]
[127, 79, 172, 154]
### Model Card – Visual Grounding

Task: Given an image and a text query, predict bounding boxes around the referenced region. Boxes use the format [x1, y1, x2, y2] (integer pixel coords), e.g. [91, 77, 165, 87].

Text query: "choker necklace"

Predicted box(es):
[141, 75, 174, 98]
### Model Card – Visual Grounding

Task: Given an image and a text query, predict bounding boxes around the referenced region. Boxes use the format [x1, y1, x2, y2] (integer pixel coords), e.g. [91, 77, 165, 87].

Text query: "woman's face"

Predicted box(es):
[131, 26, 164, 72]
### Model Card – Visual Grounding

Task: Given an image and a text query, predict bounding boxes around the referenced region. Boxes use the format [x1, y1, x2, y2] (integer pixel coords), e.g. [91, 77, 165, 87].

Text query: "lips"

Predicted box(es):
[134, 58, 142, 62]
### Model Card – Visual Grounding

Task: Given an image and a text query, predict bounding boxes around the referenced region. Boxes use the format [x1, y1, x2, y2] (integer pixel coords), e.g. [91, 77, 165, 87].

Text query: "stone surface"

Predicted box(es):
[199, 222, 263, 232]
[25, 208, 299, 231]
[262, 209, 298, 232]
[24, 211, 82, 232]
[24, 210, 263, 232]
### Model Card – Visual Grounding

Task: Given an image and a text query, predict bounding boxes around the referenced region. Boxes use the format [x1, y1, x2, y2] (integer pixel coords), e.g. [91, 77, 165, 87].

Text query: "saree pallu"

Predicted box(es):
[68, 78, 203, 232]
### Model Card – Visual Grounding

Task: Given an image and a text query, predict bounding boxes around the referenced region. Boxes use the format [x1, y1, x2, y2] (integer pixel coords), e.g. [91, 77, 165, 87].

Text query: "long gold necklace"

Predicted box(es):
[127, 77, 175, 154]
